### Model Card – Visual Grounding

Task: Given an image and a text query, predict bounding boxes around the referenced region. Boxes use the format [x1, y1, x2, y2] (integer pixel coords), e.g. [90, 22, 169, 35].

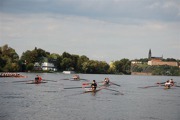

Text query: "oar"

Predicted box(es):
[104, 88, 124, 95]
[110, 82, 121, 87]
[65, 86, 105, 97]
[156, 82, 165, 85]
[175, 85, 180, 87]
[82, 81, 104, 85]
[82, 82, 102, 87]
[12, 80, 33, 83]
[80, 79, 89, 81]
[138, 85, 159, 89]
[104, 88, 120, 92]
[64, 86, 91, 89]
[82, 83, 90, 86]
[60, 78, 70, 80]
[70, 79, 90, 82]
[42, 79, 57, 82]
[64, 87, 83, 89]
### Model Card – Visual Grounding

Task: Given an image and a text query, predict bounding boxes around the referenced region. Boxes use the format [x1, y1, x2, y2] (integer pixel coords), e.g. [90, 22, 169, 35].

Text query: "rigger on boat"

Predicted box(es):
[82, 79, 110, 93]
[26, 75, 46, 84]
[84, 87, 102, 93]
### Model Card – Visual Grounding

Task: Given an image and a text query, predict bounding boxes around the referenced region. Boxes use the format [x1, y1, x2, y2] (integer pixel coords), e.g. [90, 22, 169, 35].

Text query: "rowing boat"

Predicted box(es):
[26, 81, 47, 84]
[0, 73, 27, 78]
[0, 75, 27, 78]
[164, 85, 171, 89]
[99, 83, 111, 87]
[84, 88, 101, 93]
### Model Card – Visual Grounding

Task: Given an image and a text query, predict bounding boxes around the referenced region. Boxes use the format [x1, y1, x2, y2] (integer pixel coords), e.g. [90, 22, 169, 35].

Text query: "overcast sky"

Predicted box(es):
[0, 0, 180, 62]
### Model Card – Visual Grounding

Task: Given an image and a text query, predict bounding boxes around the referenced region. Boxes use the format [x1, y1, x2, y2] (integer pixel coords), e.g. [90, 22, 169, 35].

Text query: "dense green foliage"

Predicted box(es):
[131, 63, 180, 76]
[0, 45, 19, 72]
[0, 44, 179, 76]
[113, 59, 131, 74]
[151, 65, 180, 76]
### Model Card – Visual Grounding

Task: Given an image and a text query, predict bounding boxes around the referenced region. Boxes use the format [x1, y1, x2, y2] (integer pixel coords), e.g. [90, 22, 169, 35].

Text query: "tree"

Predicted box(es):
[113, 58, 131, 74]
[98, 61, 110, 74]
[120, 58, 131, 74]
[62, 52, 71, 58]
[82, 60, 97, 73]
[60, 58, 74, 70]
[77, 55, 89, 72]
[48, 53, 61, 70]
[113, 60, 123, 74]
[21, 48, 49, 64]
[71, 54, 79, 71]
[81, 60, 109, 74]
[56, 56, 63, 71]
[0, 44, 20, 72]
[20, 47, 50, 71]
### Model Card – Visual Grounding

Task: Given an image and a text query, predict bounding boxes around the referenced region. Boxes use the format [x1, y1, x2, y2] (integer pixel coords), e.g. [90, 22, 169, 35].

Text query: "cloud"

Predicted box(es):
[0, 0, 179, 62]
[1, 0, 180, 23]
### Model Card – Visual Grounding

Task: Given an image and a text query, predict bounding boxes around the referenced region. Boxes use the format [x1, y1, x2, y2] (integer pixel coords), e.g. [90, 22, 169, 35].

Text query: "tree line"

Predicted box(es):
[0, 44, 179, 75]
[131, 63, 180, 76]
[0, 44, 131, 74]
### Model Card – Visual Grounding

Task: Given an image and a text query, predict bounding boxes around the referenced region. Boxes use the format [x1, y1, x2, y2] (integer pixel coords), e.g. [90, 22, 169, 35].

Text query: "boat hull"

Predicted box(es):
[84, 88, 101, 93]
[26, 81, 47, 84]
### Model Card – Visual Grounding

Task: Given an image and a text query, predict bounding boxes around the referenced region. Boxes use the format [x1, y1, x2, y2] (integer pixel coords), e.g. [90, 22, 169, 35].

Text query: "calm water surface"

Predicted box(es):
[0, 73, 180, 120]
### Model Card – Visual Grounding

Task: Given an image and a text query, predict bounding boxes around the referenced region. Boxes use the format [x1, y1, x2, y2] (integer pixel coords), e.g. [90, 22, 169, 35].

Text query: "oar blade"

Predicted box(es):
[60, 78, 70, 80]
[12, 80, 33, 83]
[64, 87, 83, 89]
[138, 85, 159, 89]
[110, 82, 121, 87]
[104, 88, 124, 95]
[42, 79, 57, 82]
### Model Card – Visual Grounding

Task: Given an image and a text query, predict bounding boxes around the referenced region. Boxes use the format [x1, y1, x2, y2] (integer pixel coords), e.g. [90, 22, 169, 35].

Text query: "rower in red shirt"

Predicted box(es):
[35, 75, 42, 83]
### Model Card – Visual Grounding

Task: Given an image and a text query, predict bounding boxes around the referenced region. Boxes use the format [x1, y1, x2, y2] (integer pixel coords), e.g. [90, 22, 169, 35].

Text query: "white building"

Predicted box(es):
[41, 62, 57, 71]
[34, 62, 42, 70]
[131, 60, 142, 64]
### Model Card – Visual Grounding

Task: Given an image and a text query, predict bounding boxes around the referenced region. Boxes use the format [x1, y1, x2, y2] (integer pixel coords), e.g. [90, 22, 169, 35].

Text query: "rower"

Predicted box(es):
[169, 79, 174, 86]
[164, 80, 171, 89]
[73, 75, 80, 80]
[35, 75, 42, 83]
[91, 80, 97, 91]
[103, 78, 110, 85]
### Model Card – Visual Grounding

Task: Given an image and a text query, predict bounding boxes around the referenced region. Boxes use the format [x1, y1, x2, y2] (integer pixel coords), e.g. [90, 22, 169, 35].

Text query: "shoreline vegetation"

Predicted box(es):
[131, 72, 152, 76]
[0, 44, 180, 76]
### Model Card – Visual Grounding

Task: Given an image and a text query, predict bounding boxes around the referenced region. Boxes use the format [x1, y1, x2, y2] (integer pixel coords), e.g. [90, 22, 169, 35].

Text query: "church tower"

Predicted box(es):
[148, 49, 151, 60]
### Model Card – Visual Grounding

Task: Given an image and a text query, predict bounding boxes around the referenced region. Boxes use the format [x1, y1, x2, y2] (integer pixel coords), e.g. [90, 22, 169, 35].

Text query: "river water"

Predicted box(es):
[0, 73, 180, 120]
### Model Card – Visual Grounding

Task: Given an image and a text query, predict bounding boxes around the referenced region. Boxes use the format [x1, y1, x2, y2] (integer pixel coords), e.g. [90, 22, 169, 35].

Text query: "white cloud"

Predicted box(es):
[1, 0, 180, 61]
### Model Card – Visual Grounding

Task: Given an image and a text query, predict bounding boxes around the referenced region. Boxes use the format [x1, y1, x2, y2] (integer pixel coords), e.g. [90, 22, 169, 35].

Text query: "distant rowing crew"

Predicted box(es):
[157, 79, 175, 89]
[0, 72, 27, 78]
[11, 73, 178, 91]
[72, 75, 80, 80]
[139, 78, 178, 89]
[164, 79, 175, 89]
[30, 75, 112, 93]
[31, 75, 81, 84]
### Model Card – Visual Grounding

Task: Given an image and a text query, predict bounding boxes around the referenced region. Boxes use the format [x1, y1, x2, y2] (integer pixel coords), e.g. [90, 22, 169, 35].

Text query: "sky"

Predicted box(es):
[0, 0, 180, 63]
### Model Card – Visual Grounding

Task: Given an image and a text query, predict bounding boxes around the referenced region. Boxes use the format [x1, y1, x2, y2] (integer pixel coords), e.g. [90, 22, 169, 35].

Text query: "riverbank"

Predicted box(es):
[131, 72, 152, 76]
